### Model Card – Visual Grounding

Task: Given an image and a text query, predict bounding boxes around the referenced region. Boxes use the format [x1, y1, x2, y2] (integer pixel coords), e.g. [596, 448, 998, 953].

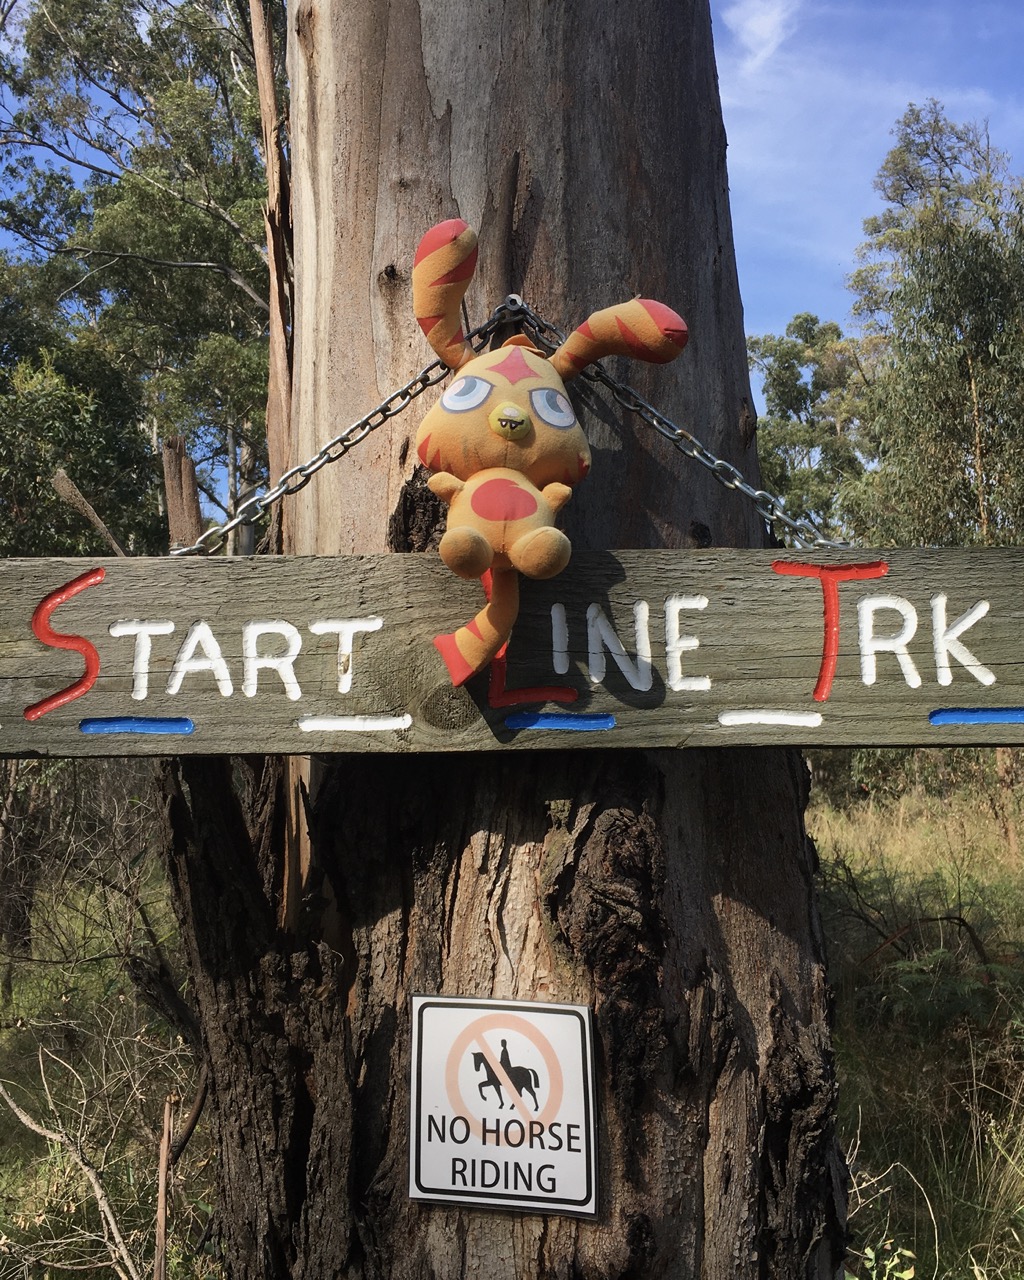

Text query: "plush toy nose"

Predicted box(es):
[488, 402, 532, 441]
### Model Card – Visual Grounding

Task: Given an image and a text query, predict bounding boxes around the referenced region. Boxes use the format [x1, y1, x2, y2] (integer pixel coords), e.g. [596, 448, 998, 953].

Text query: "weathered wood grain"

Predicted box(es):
[3, 548, 1021, 754]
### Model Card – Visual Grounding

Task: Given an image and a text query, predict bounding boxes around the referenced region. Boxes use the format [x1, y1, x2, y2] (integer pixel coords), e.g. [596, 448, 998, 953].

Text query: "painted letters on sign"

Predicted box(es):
[3, 549, 1024, 755]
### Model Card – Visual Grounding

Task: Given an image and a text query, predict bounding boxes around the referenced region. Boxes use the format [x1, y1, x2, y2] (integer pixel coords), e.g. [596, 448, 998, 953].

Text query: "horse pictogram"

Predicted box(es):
[472, 1038, 541, 1110]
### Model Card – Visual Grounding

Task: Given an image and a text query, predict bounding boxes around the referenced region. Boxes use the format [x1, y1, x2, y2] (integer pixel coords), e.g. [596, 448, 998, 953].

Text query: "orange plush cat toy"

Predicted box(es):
[413, 218, 688, 687]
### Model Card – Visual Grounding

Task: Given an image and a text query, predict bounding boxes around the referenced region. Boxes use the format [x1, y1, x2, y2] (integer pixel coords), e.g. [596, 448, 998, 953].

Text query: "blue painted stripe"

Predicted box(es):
[504, 712, 617, 732]
[79, 717, 196, 735]
[929, 708, 1024, 726]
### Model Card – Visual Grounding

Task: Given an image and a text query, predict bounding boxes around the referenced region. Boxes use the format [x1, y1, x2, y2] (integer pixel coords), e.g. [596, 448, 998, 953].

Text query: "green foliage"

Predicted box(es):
[846, 1241, 916, 1280]
[752, 101, 1024, 552]
[0, 760, 216, 1278]
[0, 0, 281, 510]
[814, 783, 1024, 1277]
[0, 255, 163, 554]
[846, 101, 1024, 547]
[747, 313, 877, 539]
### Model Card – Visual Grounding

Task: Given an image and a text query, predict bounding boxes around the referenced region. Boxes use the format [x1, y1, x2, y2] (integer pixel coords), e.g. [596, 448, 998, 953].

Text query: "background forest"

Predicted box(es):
[0, 0, 1023, 1273]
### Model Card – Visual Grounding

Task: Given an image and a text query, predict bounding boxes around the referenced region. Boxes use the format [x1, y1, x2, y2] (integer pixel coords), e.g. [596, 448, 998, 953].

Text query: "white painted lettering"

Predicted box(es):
[586, 600, 652, 692]
[242, 621, 303, 700]
[166, 622, 233, 696]
[858, 595, 922, 688]
[550, 603, 569, 675]
[665, 594, 711, 692]
[931, 595, 995, 687]
[309, 618, 383, 693]
[108, 619, 175, 701]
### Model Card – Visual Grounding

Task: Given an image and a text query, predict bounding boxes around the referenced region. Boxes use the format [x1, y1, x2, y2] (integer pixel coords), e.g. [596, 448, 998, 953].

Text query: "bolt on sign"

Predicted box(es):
[409, 996, 598, 1216]
[6, 548, 1024, 755]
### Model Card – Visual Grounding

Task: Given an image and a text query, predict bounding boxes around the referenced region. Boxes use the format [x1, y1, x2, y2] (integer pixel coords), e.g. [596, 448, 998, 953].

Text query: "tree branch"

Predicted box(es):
[0, 125, 265, 256]
[37, 3, 157, 133]
[0, 1077, 142, 1280]
[48, 241, 269, 313]
[170, 1063, 209, 1165]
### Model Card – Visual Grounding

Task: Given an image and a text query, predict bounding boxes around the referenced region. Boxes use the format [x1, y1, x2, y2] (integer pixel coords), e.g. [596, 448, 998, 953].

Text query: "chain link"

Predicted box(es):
[172, 295, 844, 555]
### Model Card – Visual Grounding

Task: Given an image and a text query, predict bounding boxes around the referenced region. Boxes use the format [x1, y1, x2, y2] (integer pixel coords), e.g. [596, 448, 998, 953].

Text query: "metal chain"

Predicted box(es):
[173, 295, 844, 555]
[171, 311, 508, 556]
[505, 296, 846, 549]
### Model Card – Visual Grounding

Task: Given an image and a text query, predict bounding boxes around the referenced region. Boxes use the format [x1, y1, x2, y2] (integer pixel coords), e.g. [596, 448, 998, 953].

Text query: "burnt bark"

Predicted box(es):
[162, 744, 844, 1278]
[159, 0, 848, 1275]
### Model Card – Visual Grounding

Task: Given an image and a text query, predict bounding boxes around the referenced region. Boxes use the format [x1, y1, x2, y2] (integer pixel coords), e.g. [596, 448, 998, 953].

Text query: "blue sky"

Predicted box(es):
[711, 0, 1024, 341]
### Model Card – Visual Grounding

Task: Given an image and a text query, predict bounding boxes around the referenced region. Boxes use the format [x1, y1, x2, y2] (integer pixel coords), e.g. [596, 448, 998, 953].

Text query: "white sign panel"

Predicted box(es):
[409, 996, 598, 1215]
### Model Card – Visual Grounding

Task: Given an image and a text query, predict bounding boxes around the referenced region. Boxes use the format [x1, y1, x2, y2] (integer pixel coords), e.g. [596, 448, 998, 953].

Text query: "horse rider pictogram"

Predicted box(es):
[473, 1037, 541, 1110]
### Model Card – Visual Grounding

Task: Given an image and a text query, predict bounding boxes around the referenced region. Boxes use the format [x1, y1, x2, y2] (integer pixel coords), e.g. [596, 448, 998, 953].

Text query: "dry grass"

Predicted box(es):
[811, 759, 1024, 1279]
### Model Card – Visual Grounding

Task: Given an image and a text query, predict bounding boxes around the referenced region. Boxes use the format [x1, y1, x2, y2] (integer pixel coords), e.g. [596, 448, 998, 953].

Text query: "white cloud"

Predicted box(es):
[720, 0, 801, 71]
[711, 0, 1024, 339]
[710, 0, 1024, 347]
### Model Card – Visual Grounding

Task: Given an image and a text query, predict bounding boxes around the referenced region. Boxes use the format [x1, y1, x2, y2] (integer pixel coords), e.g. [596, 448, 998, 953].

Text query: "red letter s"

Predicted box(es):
[24, 567, 106, 721]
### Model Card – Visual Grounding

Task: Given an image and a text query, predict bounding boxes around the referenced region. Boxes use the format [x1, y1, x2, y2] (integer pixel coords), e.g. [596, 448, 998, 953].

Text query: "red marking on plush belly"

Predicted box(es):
[470, 477, 538, 521]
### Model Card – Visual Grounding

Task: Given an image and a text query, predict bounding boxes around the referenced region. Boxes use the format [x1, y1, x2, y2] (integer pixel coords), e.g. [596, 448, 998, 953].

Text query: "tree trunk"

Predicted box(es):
[160, 2, 847, 1277]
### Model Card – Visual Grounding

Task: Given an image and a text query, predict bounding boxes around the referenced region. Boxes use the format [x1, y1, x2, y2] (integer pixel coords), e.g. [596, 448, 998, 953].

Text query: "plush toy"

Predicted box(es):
[413, 218, 689, 686]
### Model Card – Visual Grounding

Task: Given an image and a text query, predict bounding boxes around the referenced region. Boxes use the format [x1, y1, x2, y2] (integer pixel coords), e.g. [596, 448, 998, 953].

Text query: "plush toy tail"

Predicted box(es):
[434, 568, 519, 687]
[549, 298, 688, 381]
[413, 219, 479, 370]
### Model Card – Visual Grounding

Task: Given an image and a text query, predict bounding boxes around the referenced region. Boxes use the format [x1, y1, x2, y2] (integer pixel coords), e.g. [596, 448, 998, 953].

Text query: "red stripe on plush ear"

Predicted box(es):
[638, 298, 689, 351]
[550, 299, 688, 379]
[614, 316, 656, 361]
[431, 248, 478, 287]
[414, 218, 471, 264]
[413, 220, 479, 367]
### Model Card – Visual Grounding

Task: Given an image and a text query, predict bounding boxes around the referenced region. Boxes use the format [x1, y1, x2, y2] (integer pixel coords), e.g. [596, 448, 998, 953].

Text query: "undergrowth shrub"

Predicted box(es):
[814, 755, 1024, 1279]
[0, 759, 215, 1278]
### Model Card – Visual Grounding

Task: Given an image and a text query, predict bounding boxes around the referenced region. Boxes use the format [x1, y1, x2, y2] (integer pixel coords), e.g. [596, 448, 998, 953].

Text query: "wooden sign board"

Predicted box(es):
[3, 549, 1024, 756]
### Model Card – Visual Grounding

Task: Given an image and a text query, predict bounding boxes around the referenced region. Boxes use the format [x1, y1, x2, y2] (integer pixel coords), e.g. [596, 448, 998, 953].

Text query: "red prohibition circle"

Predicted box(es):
[444, 1012, 565, 1141]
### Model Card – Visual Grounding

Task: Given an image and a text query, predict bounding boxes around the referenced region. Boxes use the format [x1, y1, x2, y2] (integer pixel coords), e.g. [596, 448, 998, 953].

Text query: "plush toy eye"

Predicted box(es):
[530, 388, 576, 429]
[441, 376, 492, 412]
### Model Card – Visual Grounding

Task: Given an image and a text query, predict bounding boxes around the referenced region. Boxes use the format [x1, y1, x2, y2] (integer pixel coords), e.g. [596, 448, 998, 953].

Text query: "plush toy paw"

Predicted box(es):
[438, 525, 494, 579]
[508, 526, 572, 580]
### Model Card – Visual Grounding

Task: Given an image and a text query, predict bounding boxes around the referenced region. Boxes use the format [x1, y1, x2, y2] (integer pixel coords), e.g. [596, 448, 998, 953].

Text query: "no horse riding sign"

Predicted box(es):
[409, 996, 598, 1216]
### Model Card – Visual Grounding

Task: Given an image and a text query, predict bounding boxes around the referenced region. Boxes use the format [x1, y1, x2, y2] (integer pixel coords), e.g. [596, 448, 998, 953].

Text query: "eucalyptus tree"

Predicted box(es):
[846, 101, 1024, 546]
[0, 254, 162, 555]
[160, 1, 846, 1276]
[748, 312, 876, 541]
[0, 0, 283, 511]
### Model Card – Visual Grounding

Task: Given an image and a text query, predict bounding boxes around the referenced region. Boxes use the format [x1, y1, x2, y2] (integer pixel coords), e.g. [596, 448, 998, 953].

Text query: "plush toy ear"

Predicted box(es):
[413, 219, 479, 369]
[550, 298, 688, 381]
